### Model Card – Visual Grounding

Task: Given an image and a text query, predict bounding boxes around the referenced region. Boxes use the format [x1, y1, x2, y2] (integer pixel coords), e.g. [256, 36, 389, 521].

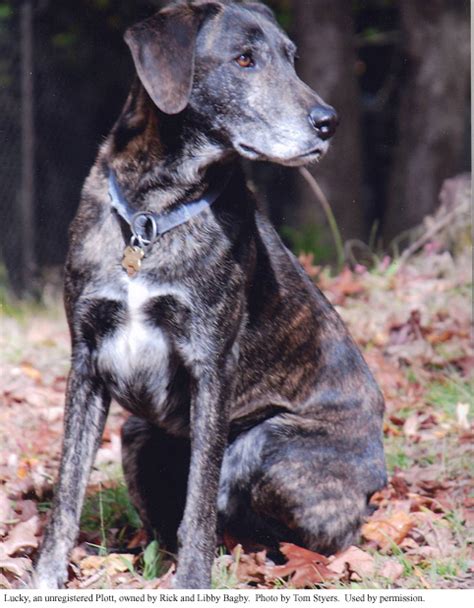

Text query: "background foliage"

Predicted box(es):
[0, 0, 470, 296]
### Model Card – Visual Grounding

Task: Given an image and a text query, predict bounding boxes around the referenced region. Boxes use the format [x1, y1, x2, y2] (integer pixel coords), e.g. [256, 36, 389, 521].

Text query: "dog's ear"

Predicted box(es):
[245, 2, 277, 23]
[124, 4, 216, 115]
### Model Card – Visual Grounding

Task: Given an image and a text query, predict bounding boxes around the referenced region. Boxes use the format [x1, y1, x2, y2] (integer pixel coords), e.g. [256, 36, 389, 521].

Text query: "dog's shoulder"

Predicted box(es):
[253, 210, 336, 312]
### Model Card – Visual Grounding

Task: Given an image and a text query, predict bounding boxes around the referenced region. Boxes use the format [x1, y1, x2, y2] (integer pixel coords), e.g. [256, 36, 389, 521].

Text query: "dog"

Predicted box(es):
[34, 0, 386, 589]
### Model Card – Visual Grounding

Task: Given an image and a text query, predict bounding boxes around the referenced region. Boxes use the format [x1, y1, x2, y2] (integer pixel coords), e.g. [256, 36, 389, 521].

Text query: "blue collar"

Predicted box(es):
[108, 169, 231, 251]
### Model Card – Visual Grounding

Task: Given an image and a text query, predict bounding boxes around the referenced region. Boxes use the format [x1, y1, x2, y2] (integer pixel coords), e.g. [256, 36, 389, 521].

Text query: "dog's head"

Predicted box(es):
[125, 0, 338, 166]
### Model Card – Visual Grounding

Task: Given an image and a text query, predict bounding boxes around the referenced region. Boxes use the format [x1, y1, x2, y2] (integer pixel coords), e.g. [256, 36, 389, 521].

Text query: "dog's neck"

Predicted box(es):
[102, 80, 235, 213]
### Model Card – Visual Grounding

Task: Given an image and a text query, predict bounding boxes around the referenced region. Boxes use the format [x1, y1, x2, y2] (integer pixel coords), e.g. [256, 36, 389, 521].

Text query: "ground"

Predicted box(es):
[0, 242, 472, 590]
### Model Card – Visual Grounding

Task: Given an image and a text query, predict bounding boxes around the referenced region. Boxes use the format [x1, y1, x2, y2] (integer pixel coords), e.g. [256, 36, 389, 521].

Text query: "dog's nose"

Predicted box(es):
[308, 105, 339, 141]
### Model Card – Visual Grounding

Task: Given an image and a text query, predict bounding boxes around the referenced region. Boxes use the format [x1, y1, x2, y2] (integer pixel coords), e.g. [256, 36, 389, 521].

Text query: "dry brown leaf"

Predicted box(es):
[0, 488, 12, 531]
[19, 362, 42, 383]
[403, 413, 420, 438]
[233, 545, 269, 584]
[390, 475, 410, 498]
[417, 522, 456, 558]
[409, 545, 442, 561]
[14, 500, 38, 523]
[0, 543, 31, 578]
[2, 516, 39, 556]
[298, 253, 321, 279]
[79, 553, 135, 578]
[362, 511, 414, 550]
[0, 556, 31, 578]
[325, 267, 365, 305]
[270, 543, 338, 587]
[328, 546, 375, 580]
[380, 559, 404, 581]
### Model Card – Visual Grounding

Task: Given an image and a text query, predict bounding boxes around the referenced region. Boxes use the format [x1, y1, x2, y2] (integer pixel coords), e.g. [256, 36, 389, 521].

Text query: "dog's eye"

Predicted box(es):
[236, 53, 254, 68]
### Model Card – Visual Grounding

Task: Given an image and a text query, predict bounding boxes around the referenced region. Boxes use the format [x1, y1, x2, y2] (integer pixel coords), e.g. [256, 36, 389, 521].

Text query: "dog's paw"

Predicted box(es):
[29, 565, 66, 589]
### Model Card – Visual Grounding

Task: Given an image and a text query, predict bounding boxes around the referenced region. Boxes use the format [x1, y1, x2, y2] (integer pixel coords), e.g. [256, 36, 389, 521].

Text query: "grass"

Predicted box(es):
[212, 547, 239, 589]
[80, 482, 142, 551]
[0, 263, 64, 321]
[79, 482, 172, 581]
[426, 376, 473, 420]
[384, 443, 414, 474]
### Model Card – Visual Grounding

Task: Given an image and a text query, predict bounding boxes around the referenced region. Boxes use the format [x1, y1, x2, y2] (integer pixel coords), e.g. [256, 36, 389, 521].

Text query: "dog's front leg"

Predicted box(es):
[174, 358, 235, 589]
[34, 349, 110, 588]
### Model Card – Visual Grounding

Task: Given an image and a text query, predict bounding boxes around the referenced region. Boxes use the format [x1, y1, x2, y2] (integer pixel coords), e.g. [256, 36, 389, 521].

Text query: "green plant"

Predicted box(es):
[141, 540, 165, 581]
[211, 547, 239, 589]
[80, 483, 142, 551]
[280, 223, 333, 264]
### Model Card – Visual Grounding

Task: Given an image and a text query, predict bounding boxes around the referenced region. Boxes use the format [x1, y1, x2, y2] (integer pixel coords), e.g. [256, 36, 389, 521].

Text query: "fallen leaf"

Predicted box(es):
[14, 500, 38, 523]
[233, 545, 269, 584]
[380, 560, 404, 581]
[362, 511, 414, 550]
[328, 546, 375, 580]
[1, 516, 39, 556]
[270, 543, 338, 586]
[417, 521, 456, 558]
[0, 554, 31, 578]
[0, 488, 12, 531]
[390, 475, 410, 498]
[79, 553, 135, 578]
[298, 253, 321, 279]
[403, 413, 420, 438]
[325, 267, 365, 305]
[19, 362, 42, 383]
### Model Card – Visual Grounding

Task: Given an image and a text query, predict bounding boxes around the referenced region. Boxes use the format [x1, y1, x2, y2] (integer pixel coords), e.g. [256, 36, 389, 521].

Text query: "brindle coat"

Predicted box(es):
[34, 0, 386, 589]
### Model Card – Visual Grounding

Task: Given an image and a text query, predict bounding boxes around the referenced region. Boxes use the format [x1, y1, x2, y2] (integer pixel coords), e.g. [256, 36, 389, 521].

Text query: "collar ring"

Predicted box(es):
[131, 212, 158, 250]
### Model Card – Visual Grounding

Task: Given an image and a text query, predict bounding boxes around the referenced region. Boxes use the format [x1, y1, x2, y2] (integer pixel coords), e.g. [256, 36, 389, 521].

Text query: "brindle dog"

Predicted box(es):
[34, 0, 386, 589]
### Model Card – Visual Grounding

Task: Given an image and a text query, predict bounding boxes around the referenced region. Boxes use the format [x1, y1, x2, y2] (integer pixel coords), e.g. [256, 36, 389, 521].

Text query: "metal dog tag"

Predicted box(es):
[122, 245, 144, 277]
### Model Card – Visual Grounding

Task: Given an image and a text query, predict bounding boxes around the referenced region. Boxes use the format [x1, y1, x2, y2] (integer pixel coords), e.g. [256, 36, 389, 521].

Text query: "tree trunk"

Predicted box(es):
[383, 0, 470, 244]
[291, 0, 365, 251]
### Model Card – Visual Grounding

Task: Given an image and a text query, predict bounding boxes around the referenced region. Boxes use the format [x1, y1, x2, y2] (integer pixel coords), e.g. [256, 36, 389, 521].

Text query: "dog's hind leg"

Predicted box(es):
[121, 416, 190, 553]
[219, 414, 386, 556]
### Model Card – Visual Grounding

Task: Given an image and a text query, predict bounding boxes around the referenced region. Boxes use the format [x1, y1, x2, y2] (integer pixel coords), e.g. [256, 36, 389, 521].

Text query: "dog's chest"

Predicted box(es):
[94, 278, 191, 425]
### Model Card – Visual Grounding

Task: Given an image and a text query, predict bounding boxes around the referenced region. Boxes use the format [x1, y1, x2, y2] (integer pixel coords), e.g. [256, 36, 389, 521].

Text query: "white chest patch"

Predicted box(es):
[101, 280, 166, 372]
[96, 279, 183, 404]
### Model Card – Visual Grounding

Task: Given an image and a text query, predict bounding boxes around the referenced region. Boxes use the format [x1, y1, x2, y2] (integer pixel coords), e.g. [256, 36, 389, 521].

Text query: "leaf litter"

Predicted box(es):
[0, 240, 472, 589]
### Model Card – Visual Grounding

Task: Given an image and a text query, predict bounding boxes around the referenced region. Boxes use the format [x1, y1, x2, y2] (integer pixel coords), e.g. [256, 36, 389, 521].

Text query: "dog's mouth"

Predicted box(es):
[235, 142, 326, 166]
